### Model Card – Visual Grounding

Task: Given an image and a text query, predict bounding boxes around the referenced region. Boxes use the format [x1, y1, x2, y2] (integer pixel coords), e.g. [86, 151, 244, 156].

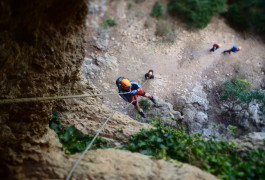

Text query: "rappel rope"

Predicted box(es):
[0, 92, 132, 105]
[65, 79, 149, 180]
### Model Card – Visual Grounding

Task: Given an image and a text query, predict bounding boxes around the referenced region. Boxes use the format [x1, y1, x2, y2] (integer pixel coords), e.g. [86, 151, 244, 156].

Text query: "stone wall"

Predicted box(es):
[0, 0, 87, 179]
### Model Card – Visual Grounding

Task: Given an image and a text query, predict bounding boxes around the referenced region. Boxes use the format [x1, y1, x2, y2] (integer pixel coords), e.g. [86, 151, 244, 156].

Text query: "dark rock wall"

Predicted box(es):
[0, 0, 88, 179]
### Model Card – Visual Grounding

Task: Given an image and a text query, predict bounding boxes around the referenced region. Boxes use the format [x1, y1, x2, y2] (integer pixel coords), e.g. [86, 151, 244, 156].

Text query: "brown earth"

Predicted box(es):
[0, 0, 264, 179]
[86, 0, 265, 117]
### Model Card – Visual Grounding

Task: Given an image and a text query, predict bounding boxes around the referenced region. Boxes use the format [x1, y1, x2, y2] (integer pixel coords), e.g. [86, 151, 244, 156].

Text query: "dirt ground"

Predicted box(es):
[85, 0, 265, 115]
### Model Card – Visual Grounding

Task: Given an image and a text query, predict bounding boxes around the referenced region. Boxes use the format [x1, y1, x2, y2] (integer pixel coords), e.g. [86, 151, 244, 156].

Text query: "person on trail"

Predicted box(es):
[223, 46, 242, 54]
[210, 44, 222, 52]
[116, 77, 156, 118]
[145, 70, 154, 80]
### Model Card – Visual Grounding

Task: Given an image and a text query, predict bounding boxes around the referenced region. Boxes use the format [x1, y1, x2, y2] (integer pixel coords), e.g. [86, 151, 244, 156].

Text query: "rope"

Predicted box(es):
[65, 79, 149, 180]
[0, 78, 150, 105]
[0, 92, 131, 105]
[65, 109, 116, 180]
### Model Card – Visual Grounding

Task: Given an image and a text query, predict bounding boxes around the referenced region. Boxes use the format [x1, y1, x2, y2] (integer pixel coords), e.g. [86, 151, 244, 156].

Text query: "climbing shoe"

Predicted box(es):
[138, 111, 146, 118]
[150, 96, 156, 104]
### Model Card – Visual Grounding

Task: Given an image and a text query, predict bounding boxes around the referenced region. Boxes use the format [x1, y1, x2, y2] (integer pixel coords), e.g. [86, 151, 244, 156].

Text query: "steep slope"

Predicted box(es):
[0, 0, 216, 179]
[84, 0, 265, 135]
[0, 0, 88, 178]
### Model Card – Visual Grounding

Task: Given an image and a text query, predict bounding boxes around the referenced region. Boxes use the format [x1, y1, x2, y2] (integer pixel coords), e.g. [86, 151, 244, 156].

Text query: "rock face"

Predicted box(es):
[146, 97, 183, 127]
[56, 97, 152, 143]
[219, 99, 265, 134]
[234, 132, 265, 151]
[178, 84, 210, 134]
[0, 0, 88, 179]
[0, 0, 239, 179]
[0, 1, 215, 179]
[70, 149, 218, 180]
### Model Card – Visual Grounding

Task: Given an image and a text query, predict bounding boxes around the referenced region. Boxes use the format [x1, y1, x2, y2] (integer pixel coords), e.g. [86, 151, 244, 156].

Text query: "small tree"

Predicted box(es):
[225, 0, 265, 34]
[139, 99, 151, 110]
[150, 1, 162, 18]
[102, 18, 117, 28]
[168, 0, 227, 28]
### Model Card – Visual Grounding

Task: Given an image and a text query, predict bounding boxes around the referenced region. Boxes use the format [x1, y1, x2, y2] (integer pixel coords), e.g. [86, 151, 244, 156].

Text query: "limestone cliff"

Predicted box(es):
[0, 1, 218, 179]
[0, 0, 87, 178]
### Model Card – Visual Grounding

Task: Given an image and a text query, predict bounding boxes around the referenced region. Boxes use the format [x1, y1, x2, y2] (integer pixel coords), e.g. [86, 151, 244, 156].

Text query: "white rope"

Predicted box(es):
[0, 79, 150, 104]
[65, 79, 150, 180]
[65, 109, 116, 180]
[65, 96, 135, 180]
[0, 92, 131, 104]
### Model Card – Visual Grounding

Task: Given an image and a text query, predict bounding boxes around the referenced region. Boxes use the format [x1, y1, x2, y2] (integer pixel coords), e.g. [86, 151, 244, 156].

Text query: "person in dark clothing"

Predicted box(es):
[145, 70, 154, 80]
[210, 44, 222, 52]
[116, 77, 156, 118]
[223, 46, 242, 54]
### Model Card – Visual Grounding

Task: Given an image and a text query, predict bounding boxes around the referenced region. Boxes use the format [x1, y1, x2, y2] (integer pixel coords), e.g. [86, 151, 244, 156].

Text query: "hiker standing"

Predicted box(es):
[210, 44, 222, 52]
[223, 46, 242, 54]
[116, 77, 156, 118]
[145, 70, 154, 80]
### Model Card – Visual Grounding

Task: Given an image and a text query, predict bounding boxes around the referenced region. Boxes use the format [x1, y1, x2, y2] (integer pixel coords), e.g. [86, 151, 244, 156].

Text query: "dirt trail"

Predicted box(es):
[86, 0, 265, 114]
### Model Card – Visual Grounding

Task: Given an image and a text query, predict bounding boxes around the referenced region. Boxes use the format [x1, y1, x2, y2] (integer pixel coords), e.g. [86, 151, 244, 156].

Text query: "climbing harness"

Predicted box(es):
[65, 79, 149, 180]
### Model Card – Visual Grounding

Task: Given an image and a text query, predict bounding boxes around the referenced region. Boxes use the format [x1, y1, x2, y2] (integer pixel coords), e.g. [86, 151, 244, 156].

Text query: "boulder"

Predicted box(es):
[71, 149, 219, 180]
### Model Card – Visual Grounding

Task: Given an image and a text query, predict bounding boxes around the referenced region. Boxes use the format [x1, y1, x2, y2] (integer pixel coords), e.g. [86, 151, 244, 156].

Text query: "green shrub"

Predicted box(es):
[49, 112, 113, 154]
[221, 78, 265, 122]
[227, 125, 238, 136]
[168, 0, 227, 28]
[150, 2, 163, 18]
[155, 20, 176, 42]
[127, 2, 133, 9]
[221, 79, 265, 114]
[139, 99, 151, 110]
[122, 121, 265, 179]
[144, 20, 151, 29]
[225, 0, 265, 34]
[221, 78, 251, 102]
[102, 18, 117, 28]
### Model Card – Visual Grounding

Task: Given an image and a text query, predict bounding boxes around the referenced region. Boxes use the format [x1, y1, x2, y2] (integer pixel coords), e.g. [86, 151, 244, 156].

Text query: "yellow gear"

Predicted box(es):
[218, 44, 222, 47]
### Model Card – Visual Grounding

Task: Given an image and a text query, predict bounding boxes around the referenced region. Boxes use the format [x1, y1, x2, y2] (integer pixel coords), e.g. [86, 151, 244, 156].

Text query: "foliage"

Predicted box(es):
[168, 0, 227, 28]
[212, 123, 221, 130]
[102, 18, 117, 28]
[122, 121, 265, 179]
[224, 0, 265, 34]
[114, 126, 125, 133]
[139, 99, 151, 110]
[221, 79, 265, 114]
[144, 20, 151, 29]
[150, 2, 163, 18]
[127, 2, 133, 9]
[49, 112, 113, 154]
[221, 79, 251, 101]
[227, 125, 238, 136]
[155, 20, 176, 42]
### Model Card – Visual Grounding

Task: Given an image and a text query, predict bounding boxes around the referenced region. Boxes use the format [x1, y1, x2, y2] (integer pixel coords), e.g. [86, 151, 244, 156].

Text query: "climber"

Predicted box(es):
[116, 77, 156, 118]
[223, 46, 242, 54]
[210, 44, 222, 52]
[145, 70, 154, 80]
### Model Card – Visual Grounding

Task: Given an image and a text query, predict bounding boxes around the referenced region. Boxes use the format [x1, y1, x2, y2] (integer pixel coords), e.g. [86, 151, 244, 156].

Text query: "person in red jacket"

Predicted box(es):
[116, 77, 156, 118]
[210, 44, 222, 52]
